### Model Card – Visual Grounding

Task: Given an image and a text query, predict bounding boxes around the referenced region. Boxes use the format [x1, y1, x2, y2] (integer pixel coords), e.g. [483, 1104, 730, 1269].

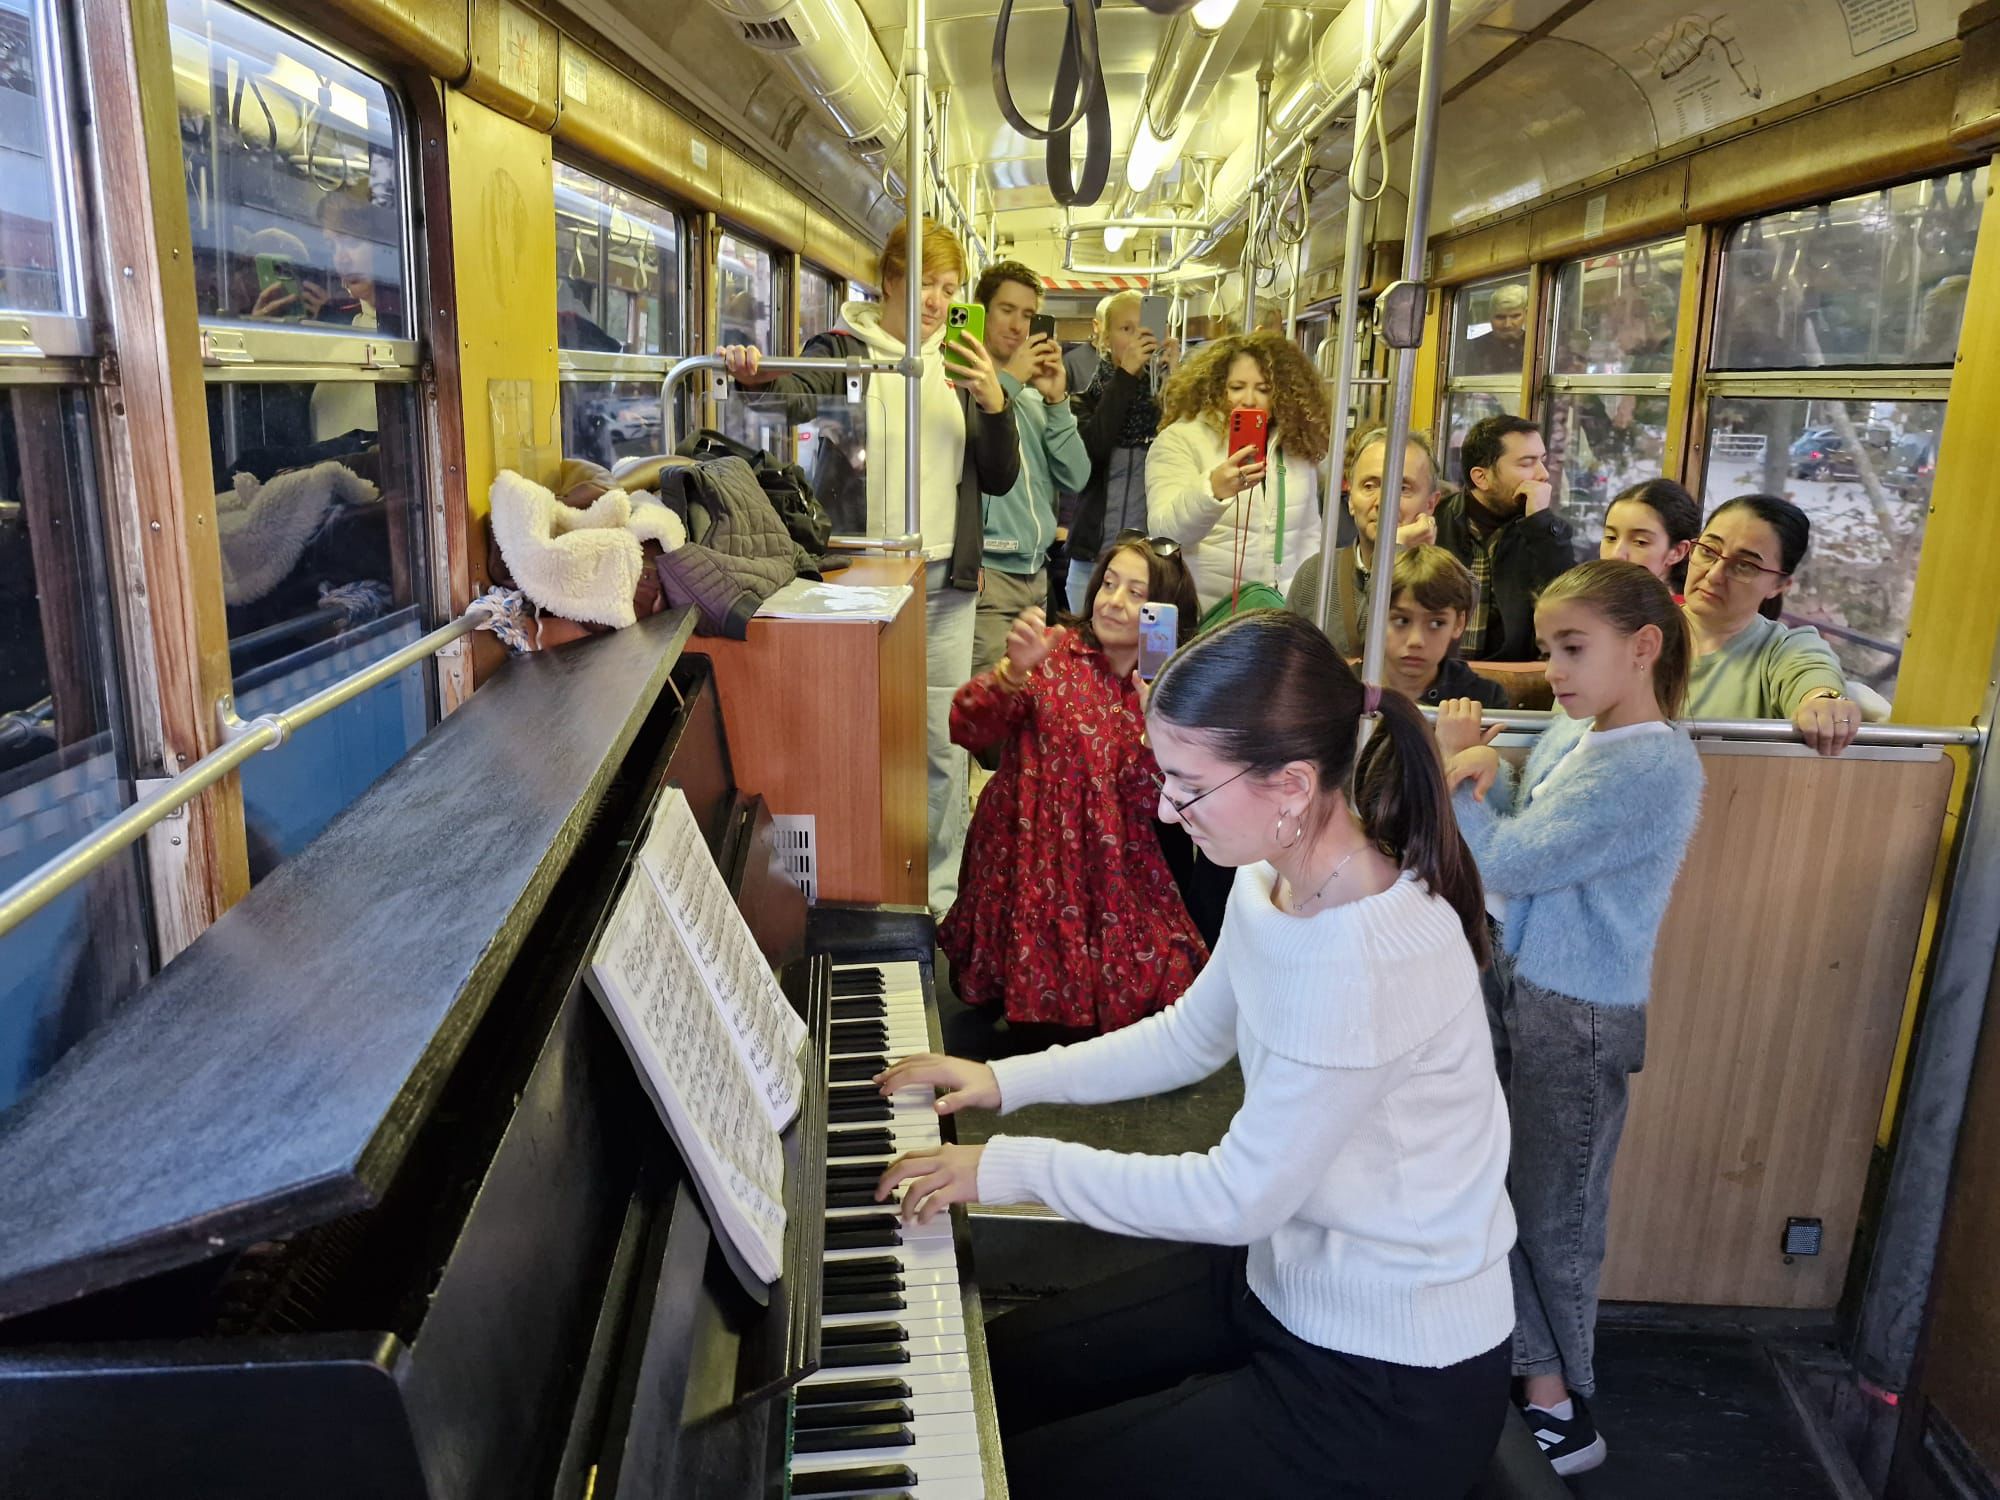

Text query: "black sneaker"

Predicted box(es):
[1524, 1393, 1608, 1476]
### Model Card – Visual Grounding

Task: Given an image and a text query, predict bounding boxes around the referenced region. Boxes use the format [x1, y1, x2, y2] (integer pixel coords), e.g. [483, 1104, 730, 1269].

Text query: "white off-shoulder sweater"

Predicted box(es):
[978, 866, 1517, 1369]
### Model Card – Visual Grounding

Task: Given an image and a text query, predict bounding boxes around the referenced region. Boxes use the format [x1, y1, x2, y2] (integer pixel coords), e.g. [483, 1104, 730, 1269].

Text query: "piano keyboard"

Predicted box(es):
[789, 960, 990, 1500]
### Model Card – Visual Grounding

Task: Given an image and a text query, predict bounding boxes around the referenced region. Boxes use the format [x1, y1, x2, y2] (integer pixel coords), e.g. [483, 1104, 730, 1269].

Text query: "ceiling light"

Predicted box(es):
[1126, 120, 1177, 195]
[1190, 0, 1239, 33]
[1104, 225, 1131, 253]
[1272, 79, 1319, 134]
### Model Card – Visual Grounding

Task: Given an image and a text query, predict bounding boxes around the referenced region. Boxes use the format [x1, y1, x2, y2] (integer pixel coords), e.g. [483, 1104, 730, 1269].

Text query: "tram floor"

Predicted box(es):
[934, 956, 1848, 1498]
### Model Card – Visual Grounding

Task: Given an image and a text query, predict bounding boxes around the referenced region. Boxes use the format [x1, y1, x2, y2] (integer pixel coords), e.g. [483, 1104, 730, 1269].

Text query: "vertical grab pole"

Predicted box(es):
[1314, 0, 1381, 640]
[1359, 0, 1446, 693]
[903, 0, 927, 547]
[1241, 64, 1272, 331]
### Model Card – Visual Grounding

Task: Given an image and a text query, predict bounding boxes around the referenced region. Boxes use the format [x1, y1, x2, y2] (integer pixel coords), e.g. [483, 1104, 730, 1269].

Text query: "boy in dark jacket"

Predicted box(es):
[1381, 546, 1510, 709]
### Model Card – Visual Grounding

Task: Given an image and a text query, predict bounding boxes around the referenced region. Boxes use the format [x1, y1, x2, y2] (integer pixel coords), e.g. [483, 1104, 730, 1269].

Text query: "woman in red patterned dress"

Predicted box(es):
[941, 536, 1207, 1035]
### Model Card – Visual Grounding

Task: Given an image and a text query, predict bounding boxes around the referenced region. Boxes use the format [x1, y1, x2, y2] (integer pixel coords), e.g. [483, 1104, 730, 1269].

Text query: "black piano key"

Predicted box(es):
[793, 1399, 915, 1430]
[823, 1290, 906, 1315]
[827, 1186, 886, 1209]
[821, 1321, 907, 1348]
[794, 1376, 912, 1406]
[830, 972, 885, 992]
[825, 1212, 898, 1231]
[829, 1060, 888, 1083]
[821, 1256, 902, 1280]
[790, 1465, 917, 1497]
[826, 1227, 900, 1251]
[827, 1134, 893, 1159]
[827, 1101, 892, 1126]
[820, 1342, 910, 1368]
[793, 1423, 916, 1455]
[821, 1272, 903, 1297]
[830, 1031, 890, 1053]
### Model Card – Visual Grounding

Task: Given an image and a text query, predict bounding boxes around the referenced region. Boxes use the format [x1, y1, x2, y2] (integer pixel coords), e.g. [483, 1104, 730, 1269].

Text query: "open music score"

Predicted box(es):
[587, 790, 811, 1287]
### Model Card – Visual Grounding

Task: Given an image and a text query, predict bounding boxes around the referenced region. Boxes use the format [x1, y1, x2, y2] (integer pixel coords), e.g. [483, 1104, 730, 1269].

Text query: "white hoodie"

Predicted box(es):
[837, 299, 969, 560]
[1147, 416, 1326, 613]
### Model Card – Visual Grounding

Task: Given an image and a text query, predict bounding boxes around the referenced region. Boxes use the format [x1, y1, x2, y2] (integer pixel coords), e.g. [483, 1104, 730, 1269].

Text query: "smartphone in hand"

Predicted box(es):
[1227, 407, 1270, 470]
[944, 301, 986, 372]
[1139, 602, 1179, 681]
[1029, 312, 1058, 342]
[254, 252, 303, 314]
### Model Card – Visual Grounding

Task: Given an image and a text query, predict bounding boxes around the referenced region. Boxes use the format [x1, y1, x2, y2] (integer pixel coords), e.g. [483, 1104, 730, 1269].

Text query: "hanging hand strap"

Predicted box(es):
[992, 0, 1110, 207]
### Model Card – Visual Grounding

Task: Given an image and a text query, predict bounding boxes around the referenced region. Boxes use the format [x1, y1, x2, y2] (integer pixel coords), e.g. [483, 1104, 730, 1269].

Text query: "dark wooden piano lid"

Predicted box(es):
[0, 609, 697, 1321]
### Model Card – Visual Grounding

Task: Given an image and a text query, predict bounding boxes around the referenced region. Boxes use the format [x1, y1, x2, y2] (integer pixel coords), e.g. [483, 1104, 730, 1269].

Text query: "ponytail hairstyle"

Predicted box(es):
[1709, 493, 1811, 620]
[1537, 559, 1693, 718]
[1148, 609, 1489, 964]
[1608, 477, 1701, 591]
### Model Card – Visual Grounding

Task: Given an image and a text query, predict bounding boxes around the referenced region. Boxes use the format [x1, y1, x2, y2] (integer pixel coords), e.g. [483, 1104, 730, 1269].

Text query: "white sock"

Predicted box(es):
[1530, 1397, 1576, 1421]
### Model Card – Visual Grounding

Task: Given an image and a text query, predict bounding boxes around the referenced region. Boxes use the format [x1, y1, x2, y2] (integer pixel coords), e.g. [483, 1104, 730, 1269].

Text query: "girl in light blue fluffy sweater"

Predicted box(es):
[1435, 560, 1704, 1479]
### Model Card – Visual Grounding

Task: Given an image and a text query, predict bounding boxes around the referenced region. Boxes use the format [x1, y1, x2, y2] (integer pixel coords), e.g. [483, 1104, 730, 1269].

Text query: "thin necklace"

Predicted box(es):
[1290, 844, 1361, 913]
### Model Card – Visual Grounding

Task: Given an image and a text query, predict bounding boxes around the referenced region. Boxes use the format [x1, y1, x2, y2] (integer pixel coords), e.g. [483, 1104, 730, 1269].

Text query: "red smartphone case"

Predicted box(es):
[1228, 408, 1269, 467]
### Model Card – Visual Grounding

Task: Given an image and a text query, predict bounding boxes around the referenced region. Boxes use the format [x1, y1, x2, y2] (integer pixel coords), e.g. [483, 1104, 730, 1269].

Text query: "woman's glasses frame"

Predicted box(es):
[1151, 765, 1252, 822]
[1111, 528, 1182, 558]
[1690, 537, 1789, 583]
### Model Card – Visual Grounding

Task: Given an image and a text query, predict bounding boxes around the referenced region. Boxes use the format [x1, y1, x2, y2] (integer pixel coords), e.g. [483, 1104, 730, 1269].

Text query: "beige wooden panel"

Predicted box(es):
[1599, 748, 1953, 1307]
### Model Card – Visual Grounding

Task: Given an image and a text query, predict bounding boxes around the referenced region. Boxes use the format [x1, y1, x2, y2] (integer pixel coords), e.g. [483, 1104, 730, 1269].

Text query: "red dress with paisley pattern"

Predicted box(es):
[940, 632, 1207, 1031]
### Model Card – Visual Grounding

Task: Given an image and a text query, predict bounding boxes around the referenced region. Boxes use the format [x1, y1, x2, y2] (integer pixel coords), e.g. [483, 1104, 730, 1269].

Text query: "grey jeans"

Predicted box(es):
[1483, 940, 1647, 1397]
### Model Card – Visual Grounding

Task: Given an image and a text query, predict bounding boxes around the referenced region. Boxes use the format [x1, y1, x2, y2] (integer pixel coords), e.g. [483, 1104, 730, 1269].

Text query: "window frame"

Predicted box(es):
[172, 0, 442, 790]
[553, 158, 693, 463]
[1441, 272, 1531, 415]
[711, 221, 793, 459]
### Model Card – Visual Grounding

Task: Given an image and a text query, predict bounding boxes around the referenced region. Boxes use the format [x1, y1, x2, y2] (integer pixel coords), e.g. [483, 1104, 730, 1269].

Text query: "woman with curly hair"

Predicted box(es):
[1146, 332, 1331, 616]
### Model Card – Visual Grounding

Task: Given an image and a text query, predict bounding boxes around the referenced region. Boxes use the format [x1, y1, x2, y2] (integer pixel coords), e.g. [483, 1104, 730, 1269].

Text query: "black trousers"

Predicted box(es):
[988, 1246, 1509, 1500]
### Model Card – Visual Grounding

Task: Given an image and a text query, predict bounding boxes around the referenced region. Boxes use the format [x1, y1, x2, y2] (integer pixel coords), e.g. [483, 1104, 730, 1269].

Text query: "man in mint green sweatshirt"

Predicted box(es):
[971, 261, 1093, 673]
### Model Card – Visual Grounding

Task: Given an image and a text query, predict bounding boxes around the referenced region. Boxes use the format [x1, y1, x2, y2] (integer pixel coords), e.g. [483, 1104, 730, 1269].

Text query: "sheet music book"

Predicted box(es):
[634, 791, 808, 1128]
[588, 877, 787, 1285]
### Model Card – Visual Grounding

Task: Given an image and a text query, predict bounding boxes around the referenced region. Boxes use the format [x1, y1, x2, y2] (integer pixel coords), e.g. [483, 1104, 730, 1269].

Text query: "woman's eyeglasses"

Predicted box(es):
[1112, 529, 1182, 558]
[1151, 765, 1251, 821]
[1690, 538, 1788, 583]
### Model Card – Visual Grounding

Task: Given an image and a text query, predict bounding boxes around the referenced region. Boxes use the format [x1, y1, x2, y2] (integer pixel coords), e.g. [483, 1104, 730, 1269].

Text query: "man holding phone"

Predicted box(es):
[969, 260, 1092, 674]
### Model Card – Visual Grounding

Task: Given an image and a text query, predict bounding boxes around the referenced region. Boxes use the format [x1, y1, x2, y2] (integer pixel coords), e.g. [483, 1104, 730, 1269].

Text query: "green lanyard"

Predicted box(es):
[1272, 448, 1287, 568]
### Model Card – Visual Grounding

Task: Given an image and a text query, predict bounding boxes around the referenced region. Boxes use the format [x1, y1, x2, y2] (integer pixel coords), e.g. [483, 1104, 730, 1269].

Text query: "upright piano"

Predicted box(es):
[0, 609, 1007, 1499]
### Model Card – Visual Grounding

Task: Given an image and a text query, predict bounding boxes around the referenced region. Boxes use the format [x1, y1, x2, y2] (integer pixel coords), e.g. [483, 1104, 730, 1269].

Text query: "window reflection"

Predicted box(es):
[554, 163, 682, 356]
[1546, 393, 1670, 550]
[802, 263, 844, 343]
[1713, 168, 1986, 370]
[1702, 396, 1940, 696]
[562, 379, 662, 469]
[716, 231, 790, 457]
[205, 381, 430, 876]
[1549, 241, 1683, 375]
[0, 388, 150, 1111]
[1451, 274, 1531, 377]
[169, 0, 408, 337]
[1441, 389, 1515, 490]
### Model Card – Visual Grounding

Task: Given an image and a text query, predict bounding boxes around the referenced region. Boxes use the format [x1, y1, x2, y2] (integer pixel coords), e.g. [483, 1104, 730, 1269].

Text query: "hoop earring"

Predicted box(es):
[1273, 809, 1306, 849]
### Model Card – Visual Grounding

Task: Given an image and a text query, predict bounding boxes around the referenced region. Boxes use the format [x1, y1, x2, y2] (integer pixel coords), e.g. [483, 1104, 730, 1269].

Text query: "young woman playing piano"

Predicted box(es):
[875, 609, 1515, 1499]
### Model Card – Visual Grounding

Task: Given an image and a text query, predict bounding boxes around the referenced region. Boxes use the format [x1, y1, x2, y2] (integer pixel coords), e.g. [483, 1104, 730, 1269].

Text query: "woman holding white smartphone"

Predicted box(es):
[938, 534, 1206, 1040]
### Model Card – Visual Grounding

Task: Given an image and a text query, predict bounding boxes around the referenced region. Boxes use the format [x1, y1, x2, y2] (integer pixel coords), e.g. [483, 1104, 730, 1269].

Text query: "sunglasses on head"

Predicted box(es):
[1110, 529, 1182, 558]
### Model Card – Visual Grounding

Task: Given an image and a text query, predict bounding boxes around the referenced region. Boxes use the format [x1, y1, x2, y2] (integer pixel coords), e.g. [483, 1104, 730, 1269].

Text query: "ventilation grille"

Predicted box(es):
[772, 814, 818, 902]
[736, 13, 815, 50]
[849, 132, 886, 152]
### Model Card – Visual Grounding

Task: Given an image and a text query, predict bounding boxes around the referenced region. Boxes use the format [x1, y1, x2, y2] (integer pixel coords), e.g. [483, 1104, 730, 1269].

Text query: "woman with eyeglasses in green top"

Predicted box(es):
[1681, 494, 1860, 756]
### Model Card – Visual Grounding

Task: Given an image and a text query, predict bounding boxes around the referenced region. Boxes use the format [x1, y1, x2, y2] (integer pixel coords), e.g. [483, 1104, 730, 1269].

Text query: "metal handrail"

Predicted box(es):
[1425, 706, 1979, 748]
[0, 609, 483, 944]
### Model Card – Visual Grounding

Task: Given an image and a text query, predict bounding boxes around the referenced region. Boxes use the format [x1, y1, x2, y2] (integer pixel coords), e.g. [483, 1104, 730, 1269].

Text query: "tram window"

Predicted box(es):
[1449, 274, 1531, 377]
[553, 163, 684, 469]
[0, 388, 152, 1113]
[0, 0, 78, 315]
[203, 381, 430, 875]
[1440, 390, 1516, 492]
[802, 262, 845, 341]
[1549, 242, 1683, 376]
[716, 231, 790, 457]
[1542, 238, 1683, 544]
[172, 0, 433, 883]
[169, 0, 409, 338]
[1713, 168, 1987, 370]
[561, 378, 664, 469]
[555, 163, 683, 357]
[1701, 397, 1941, 698]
